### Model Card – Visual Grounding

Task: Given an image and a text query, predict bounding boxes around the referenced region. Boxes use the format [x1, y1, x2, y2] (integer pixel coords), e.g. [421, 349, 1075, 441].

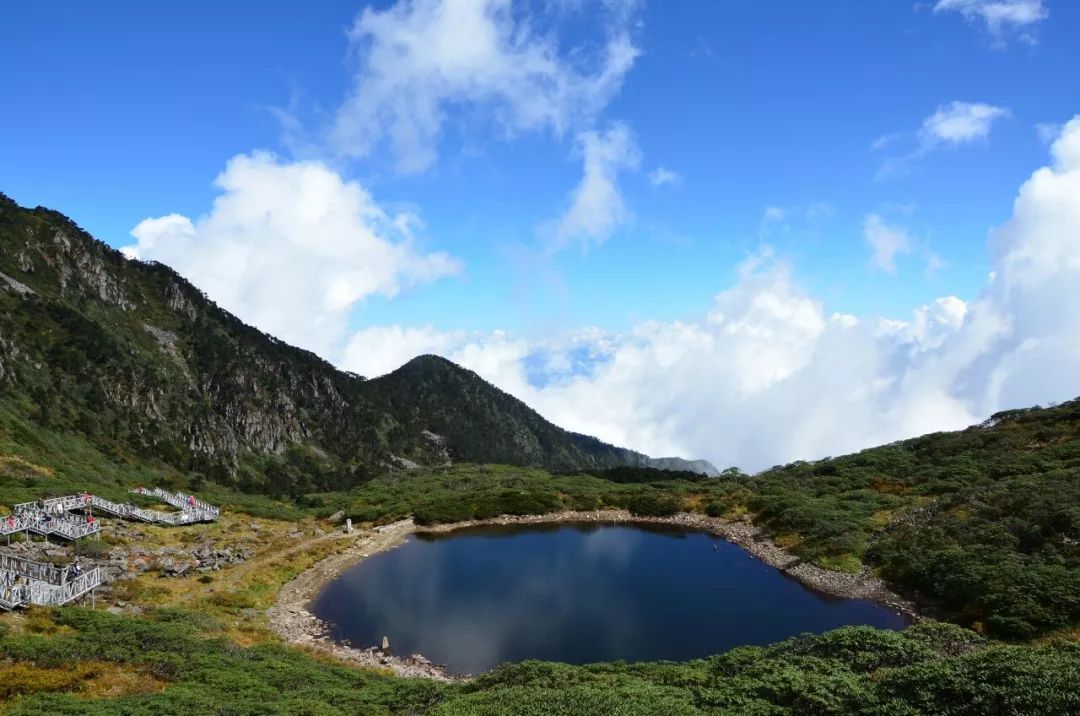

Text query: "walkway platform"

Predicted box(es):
[0, 487, 219, 612]
[14, 489, 218, 528]
[2, 509, 101, 541]
[133, 487, 220, 521]
[0, 554, 101, 610]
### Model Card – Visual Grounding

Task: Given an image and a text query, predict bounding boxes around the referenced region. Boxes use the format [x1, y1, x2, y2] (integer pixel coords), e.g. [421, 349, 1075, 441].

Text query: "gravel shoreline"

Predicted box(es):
[267, 510, 918, 681]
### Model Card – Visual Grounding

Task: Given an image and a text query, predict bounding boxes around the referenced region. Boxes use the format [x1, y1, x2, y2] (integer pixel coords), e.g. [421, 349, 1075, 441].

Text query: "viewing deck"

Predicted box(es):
[2, 509, 101, 541]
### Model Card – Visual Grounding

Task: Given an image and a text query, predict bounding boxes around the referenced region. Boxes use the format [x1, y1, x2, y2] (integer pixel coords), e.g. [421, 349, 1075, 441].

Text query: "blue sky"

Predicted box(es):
[5, 0, 1076, 330]
[4, 1, 1080, 468]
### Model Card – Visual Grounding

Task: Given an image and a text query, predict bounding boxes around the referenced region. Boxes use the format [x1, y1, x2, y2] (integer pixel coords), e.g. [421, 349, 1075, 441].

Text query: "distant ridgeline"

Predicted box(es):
[0, 193, 715, 496]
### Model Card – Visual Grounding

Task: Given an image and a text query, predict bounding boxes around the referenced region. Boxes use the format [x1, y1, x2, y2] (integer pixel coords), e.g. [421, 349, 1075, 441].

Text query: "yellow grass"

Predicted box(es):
[0, 454, 53, 477]
[77, 664, 169, 699]
[773, 533, 802, 550]
[949, 506, 972, 522]
[0, 660, 167, 702]
[103, 511, 351, 645]
[724, 503, 750, 520]
[869, 509, 896, 529]
[869, 479, 911, 495]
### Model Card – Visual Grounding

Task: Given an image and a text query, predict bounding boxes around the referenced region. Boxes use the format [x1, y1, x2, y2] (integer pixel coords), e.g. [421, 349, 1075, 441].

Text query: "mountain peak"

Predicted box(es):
[0, 194, 669, 486]
[397, 353, 462, 373]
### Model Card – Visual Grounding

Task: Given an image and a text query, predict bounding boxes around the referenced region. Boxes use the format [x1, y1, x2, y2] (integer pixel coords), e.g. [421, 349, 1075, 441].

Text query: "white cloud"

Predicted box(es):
[920, 101, 1010, 146]
[924, 251, 948, 278]
[758, 202, 836, 242]
[343, 116, 1080, 471]
[1035, 121, 1061, 145]
[123, 152, 461, 359]
[875, 101, 1009, 179]
[549, 122, 640, 251]
[648, 167, 681, 187]
[934, 0, 1048, 42]
[343, 325, 470, 377]
[761, 206, 786, 224]
[870, 131, 903, 152]
[327, 0, 640, 174]
[864, 213, 914, 274]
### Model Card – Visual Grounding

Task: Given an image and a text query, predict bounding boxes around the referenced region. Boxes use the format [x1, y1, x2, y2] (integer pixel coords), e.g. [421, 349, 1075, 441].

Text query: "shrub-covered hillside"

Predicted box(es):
[748, 400, 1080, 640]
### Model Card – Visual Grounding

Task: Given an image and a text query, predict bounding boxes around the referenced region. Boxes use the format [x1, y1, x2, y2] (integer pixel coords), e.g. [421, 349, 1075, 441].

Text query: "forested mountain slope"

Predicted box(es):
[364, 355, 658, 470]
[0, 193, 703, 493]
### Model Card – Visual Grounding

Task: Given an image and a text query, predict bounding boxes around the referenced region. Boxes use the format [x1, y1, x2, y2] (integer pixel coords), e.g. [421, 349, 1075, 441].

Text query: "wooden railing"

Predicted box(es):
[88, 495, 161, 523]
[0, 556, 102, 610]
[28, 568, 101, 607]
[1, 486, 219, 612]
[15, 509, 102, 541]
[44, 517, 103, 540]
[1, 513, 35, 536]
[133, 487, 220, 520]
[0, 581, 30, 610]
[1, 554, 66, 585]
[38, 495, 87, 512]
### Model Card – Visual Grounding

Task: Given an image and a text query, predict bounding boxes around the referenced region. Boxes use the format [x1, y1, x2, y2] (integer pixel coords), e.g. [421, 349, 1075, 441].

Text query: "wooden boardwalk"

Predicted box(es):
[9, 489, 219, 530]
[0, 487, 218, 611]
[1, 509, 101, 542]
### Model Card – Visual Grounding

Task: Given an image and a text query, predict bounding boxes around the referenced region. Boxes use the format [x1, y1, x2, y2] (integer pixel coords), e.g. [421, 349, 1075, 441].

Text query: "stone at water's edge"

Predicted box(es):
[381, 635, 390, 654]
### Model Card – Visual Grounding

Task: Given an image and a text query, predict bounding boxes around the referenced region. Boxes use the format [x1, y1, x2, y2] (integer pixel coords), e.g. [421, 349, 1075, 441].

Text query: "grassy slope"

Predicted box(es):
[0, 402, 307, 520]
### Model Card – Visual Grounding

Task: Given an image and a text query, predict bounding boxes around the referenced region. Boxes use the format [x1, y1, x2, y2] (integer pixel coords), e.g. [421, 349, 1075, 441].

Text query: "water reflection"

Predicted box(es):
[311, 524, 908, 675]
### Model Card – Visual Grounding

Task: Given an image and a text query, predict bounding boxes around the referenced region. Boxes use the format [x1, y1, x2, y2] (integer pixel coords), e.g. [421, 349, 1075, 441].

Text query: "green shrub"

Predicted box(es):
[626, 492, 681, 517]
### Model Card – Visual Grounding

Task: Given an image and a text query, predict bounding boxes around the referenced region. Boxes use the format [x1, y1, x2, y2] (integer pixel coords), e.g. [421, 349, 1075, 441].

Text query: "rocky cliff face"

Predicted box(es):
[0, 193, 704, 492]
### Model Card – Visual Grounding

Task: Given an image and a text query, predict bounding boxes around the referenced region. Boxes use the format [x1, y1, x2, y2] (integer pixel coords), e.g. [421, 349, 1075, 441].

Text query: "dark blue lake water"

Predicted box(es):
[310, 523, 909, 675]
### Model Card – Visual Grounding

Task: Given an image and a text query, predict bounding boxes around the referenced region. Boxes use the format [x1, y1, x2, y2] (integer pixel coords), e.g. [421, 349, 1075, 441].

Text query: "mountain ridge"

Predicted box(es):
[0, 193, 716, 493]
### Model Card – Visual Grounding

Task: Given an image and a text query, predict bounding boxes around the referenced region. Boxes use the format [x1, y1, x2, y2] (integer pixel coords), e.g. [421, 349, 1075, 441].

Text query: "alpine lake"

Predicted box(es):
[310, 523, 909, 675]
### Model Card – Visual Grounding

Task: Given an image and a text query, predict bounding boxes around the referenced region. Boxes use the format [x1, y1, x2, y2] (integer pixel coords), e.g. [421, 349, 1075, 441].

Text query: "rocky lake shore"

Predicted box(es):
[267, 510, 918, 681]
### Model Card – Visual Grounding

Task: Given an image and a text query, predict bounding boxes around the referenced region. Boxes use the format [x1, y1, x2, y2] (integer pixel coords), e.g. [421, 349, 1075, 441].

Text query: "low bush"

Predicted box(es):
[2, 610, 1077, 715]
[627, 492, 681, 517]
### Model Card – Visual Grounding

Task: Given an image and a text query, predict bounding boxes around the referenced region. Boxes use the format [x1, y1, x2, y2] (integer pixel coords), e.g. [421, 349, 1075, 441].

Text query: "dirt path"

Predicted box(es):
[267, 510, 918, 682]
[205, 536, 341, 601]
